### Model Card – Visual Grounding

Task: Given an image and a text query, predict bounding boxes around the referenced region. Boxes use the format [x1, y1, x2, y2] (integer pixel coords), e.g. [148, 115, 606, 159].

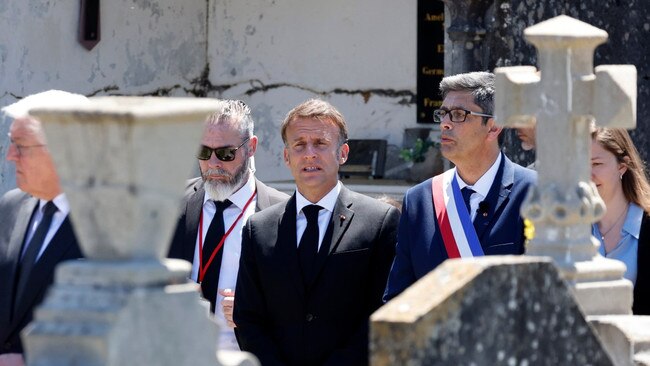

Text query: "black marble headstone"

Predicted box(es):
[452, 0, 649, 166]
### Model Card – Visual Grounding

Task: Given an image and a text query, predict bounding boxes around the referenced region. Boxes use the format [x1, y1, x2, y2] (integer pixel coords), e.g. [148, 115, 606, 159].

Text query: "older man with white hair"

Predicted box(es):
[0, 90, 87, 366]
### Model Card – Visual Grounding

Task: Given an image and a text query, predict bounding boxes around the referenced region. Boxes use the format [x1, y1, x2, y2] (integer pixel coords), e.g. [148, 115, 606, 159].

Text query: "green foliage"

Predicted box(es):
[400, 138, 438, 163]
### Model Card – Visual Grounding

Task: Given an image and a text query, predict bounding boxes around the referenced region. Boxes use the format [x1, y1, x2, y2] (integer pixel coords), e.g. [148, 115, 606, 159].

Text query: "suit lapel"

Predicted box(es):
[254, 179, 270, 211]
[0, 197, 37, 327]
[474, 154, 514, 239]
[184, 181, 205, 263]
[325, 188, 354, 257]
[7, 198, 37, 267]
[277, 196, 305, 299]
[13, 217, 77, 325]
[307, 187, 354, 289]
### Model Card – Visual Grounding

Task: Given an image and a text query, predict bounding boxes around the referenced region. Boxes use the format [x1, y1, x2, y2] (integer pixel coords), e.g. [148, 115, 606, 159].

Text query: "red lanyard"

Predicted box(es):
[198, 191, 256, 283]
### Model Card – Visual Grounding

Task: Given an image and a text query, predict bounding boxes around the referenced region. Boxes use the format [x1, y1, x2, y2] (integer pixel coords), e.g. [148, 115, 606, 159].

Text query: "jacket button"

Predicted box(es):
[305, 313, 314, 322]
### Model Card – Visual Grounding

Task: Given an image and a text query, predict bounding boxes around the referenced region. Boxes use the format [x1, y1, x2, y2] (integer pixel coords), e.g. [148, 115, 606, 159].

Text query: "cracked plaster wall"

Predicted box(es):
[0, 0, 209, 194]
[1, 0, 418, 190]
[3, 1, 646, 191]
[206, 0, 417, 182]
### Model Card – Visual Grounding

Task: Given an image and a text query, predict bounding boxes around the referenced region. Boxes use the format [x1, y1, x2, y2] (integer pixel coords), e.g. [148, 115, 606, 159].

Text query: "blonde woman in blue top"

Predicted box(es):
[591, 127, 650, 314]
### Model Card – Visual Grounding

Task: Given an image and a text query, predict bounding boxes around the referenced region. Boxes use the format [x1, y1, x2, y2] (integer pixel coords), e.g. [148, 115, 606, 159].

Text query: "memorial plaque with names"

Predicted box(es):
[417, 0, 445, 123]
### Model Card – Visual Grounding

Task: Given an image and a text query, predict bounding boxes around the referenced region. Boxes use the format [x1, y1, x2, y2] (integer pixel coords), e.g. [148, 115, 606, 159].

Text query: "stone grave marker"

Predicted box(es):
[371, 256, 613, 365]
[495, 15, 636, 316]
[22, 97, 258, 366]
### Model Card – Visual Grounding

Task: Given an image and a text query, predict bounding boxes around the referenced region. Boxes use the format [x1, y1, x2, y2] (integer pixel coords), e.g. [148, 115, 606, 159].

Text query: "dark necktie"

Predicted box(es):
[14, 201, 58, 309]
[461, 187, 475, 216]
[299, 205, 322, 286]
[200, 199, 232, 311]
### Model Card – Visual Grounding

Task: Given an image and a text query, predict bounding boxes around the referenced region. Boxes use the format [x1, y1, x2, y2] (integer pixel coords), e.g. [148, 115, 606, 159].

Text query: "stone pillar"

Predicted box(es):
[442, 0, 492, 75]
[495, 15, 636, 315]
[23, 97, 258, 366]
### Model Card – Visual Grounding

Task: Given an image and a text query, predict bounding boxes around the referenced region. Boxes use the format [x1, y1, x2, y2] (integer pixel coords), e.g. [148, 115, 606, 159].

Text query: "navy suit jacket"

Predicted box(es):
[0, 189, 82, 354]
[384, 154, 536, 300]
[234, 186, 399, 365]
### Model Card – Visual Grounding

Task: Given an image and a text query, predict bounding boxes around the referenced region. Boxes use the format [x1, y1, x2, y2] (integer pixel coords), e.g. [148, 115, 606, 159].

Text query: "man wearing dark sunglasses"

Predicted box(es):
[234, 99, 399, 365]
[384, 71, 537, 301]
[168, 100, 288, 351]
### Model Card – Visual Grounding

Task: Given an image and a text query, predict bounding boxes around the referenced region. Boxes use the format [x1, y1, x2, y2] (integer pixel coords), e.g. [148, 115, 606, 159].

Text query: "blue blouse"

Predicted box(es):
[592, 203, 642, 285]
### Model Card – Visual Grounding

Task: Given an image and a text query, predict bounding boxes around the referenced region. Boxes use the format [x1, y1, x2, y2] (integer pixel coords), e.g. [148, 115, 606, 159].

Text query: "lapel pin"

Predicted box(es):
[483, 212, 488, 217]
[339, 214, 346, 221]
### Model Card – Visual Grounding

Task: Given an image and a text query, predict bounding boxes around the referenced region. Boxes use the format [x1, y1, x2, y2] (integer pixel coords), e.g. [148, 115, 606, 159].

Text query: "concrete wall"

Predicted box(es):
[0, 0, 418, 192]
[206, 0, 417, 182]
[0, 0, 211, 194]
[3, 1, 648, 192]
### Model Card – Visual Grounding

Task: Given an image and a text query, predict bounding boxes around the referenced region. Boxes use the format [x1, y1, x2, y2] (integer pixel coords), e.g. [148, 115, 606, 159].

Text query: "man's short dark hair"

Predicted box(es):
[439, 71, 495, 122]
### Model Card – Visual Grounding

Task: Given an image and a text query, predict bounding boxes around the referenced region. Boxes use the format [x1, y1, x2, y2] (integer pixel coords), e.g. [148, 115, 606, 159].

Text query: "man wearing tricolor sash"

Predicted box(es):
[384, 72, 536, 301]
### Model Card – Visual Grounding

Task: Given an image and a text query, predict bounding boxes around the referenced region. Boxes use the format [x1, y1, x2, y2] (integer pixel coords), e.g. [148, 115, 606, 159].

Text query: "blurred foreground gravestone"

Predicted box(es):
[22, 97, 258, 366]
[371, 257, 613, 365]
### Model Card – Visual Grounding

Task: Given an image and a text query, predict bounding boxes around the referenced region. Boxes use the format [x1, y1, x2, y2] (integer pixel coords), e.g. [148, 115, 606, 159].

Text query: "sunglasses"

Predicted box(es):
[197, 137, 250, 161]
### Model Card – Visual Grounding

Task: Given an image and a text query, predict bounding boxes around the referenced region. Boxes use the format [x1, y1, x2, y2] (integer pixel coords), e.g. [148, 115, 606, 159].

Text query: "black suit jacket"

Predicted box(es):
[167, 177, 289, 279]
[0, 189, 82, 354]
[234, 186, 400, 366]
[633, 213, 650, 315]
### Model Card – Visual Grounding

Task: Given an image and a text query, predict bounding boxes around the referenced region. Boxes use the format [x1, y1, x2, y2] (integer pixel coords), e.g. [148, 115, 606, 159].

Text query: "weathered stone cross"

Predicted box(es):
[495, 15, 637, 315]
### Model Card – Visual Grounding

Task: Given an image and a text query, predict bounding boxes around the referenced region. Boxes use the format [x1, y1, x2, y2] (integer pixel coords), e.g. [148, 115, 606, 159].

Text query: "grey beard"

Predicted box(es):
[202, 159, 251, 201]
[204, 180, 237, 201]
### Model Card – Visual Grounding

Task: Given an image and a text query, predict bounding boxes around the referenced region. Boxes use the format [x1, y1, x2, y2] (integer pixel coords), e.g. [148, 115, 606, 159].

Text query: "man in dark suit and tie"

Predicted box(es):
[0, 91, 86, 366]
[234, 99, 400, 365]
[168, 99, 288, 350]
[384, 72, 537, 301]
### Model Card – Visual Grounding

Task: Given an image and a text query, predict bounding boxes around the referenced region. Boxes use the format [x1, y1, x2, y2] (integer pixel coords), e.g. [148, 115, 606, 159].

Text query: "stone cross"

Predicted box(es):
[495, 15, 637, 315]
[23, 97, 258, 366]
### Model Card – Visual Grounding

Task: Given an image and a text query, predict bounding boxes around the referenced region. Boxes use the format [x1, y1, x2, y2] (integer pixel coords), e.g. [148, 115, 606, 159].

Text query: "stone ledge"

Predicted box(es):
[589, 315, 650, 366]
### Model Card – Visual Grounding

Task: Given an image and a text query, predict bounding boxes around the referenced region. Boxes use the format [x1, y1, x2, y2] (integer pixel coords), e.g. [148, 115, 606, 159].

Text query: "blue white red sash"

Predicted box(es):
[431, 170, 484, 258]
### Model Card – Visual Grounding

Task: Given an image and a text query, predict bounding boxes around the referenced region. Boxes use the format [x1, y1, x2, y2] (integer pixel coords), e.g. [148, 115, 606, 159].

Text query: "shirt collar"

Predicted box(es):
[456, 152, 502, 199]
[202, 173, 257, 210]
[296, 181, 341, 216]
[39, 193, 69, 215]
[623, 202, 644, 239]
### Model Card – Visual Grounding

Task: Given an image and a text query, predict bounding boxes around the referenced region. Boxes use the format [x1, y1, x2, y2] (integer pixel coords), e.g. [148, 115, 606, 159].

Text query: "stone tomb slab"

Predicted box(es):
[371, 256, 613, 365]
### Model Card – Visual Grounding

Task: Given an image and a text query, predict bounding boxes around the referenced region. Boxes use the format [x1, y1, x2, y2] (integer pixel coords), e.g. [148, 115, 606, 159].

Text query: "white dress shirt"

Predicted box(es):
[456, 153, 501, 221]
[22, 193, 70, 262]
[295, 182, 341, 251]
[191, 175, 257, 351]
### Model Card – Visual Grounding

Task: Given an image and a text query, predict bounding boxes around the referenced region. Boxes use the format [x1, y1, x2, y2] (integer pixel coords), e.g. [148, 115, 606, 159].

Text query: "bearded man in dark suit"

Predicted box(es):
[0, 91, 87, 366]
[168, 100, 288, 350]
[234, 99, 399, 365]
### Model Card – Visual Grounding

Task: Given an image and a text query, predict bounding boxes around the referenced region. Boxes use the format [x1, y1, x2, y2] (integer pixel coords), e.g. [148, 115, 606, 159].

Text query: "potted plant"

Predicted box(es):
[400, 137, 444, 182]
